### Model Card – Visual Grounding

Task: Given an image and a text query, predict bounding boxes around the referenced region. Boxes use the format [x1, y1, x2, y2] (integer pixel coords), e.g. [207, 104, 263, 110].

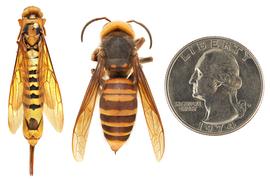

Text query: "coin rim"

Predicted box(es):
[165, 36, 264, 136]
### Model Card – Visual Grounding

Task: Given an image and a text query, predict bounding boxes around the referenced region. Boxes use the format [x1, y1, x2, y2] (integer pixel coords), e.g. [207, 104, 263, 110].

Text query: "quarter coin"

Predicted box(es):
[165, 36, 263, 135]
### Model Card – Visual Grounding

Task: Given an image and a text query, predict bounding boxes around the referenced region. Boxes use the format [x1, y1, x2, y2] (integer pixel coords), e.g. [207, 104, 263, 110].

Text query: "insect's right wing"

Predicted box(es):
[133, 54, 165, 161]
[8, 44, 25, 133]
[39, 39, 64, 132]
[72, 55, 104, 161]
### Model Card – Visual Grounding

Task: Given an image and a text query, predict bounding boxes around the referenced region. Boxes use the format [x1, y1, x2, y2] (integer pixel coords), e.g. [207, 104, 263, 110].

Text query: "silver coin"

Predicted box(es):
[165, 36, 263, 135]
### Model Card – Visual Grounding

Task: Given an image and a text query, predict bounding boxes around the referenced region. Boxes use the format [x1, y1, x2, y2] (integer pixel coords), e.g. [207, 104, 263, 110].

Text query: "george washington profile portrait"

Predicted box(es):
[189, 49, 246, 125]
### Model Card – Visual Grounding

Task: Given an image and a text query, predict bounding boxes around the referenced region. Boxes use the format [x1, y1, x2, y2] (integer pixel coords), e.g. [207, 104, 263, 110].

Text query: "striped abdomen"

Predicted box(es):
[22, 49, 44, 145]
[100, 78, 137, 152]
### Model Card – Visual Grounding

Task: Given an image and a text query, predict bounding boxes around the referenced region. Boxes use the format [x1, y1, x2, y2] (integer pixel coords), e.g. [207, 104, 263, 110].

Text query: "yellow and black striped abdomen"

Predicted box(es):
[22, 49, 44, 146]
[100, 78, 137, 152]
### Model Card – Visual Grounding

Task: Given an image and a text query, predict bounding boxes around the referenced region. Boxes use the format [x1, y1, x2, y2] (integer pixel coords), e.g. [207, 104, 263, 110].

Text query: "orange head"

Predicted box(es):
[18, 6, 46, 42]
[22, 6, 43, 18]
[81, 17, 152, 48]
[101, 21, 135, 39]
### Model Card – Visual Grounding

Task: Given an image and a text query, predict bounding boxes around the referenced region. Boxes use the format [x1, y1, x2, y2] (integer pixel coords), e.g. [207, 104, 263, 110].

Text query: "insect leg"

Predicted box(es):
[91, 48, 100, 61]
[135, 37, 145, 50]
[140, 57, 153, 63]
[135, 38, 153, 63]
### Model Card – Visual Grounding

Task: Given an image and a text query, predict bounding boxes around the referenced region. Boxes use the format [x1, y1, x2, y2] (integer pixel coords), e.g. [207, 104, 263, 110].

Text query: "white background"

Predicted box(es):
[0, 0, 269, 178]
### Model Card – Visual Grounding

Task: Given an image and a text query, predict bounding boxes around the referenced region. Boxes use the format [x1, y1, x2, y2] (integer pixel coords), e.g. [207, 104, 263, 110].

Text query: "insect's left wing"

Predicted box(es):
[133, 55, 165, 161]
[40, 39, 64, 132]
[8, 45, 24, 133]
[72, 55, 104, 161]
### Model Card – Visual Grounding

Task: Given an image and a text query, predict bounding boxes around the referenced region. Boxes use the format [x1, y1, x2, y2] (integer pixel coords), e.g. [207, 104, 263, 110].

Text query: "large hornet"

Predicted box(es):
[8, 6, 64, 175]
[72, 17, 165, 161]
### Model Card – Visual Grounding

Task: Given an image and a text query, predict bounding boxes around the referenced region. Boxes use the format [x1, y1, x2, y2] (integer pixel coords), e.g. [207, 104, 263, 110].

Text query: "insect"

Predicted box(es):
[8, 6, 63, 175]
[72, 17, 165, 161]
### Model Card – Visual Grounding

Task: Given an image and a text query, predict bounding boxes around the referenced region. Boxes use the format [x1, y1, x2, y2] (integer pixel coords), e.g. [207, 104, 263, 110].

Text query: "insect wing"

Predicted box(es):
[8, 45, 25, 133]
[134, 56, 165, 161]
[40, 40, 64, 132]
[72, 57, 104, 161]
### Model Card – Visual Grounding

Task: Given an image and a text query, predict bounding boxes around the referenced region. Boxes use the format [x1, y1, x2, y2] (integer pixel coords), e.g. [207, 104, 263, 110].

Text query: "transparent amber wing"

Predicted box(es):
[8, 46, 24, 133]
[40, 40, 64, 132]
[134, 55, 165, 161]
[72, 57, 104, 161]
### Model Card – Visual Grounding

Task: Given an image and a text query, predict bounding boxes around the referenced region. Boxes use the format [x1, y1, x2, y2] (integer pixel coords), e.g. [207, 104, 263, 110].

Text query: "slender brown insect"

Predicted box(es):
[72, 17, 165, 161]
[8, 6, 64, 175]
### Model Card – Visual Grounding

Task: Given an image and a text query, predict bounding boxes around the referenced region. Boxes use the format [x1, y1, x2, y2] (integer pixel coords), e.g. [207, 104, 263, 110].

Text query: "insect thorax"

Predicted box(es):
[102, 31, 134, 78]
[23, 22, 42, 48]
